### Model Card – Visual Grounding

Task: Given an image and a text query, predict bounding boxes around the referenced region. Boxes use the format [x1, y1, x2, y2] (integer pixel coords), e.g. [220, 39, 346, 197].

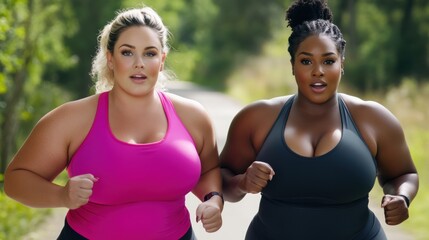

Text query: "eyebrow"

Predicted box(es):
[298, 51, 336, 57]
[118, 44, 159, 51]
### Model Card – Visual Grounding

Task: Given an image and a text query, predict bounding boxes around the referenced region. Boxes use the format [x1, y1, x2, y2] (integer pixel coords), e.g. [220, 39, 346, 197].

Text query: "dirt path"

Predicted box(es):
[22, 81, 415, 240]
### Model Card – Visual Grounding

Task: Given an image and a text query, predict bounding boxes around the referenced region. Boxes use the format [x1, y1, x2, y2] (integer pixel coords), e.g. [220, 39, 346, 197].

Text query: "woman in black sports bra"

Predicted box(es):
[220, 0, 419, 239]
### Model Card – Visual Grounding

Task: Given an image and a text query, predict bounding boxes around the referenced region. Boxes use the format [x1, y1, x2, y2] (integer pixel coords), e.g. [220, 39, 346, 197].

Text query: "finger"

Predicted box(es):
[78, 189, 93, 199]
[381, 195, 393, 208]
[254, 162, 275, 175]
[249, 177, 269, 189]
[195, 204, 206, 223]
[201, 216, 222, 232]
[77, 174, 99, 183]
[204, 222, 222, 233]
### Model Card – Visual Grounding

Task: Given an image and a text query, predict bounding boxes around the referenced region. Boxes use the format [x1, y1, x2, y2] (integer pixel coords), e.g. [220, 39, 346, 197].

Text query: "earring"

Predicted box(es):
[341, 68, 344, 75]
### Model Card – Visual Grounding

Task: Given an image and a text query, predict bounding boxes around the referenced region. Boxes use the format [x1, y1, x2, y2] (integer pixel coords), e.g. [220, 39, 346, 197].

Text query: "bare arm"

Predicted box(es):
[220, 100, 280, 202]
[169, 93, 223, 232]
[350, 98, 418, 225]
[4, 98, 97, 209]
[373, 104, 418, 225]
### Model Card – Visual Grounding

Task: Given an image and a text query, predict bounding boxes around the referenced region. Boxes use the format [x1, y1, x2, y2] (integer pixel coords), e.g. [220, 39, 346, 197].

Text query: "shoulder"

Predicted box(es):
[41, 94, 99, 124]
[340, 93, 400, 126]
[163, 92, 210, 125]
[35, 94, 100, 141]
[163, 91, 206, 112]
[339, 93, 404, 152]
[233, 95, 292, 124]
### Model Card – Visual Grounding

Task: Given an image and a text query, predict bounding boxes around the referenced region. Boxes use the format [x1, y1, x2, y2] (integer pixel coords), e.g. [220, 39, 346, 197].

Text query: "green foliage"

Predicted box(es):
[226, 29, 296, 103]
[335, 0, 429, 91]
[18, 82, 72, 144]
[0, 190, 50, 239]
[195, 0, 286, 87]
[45, 0, 121, 98]
[0, 0, 76, 174]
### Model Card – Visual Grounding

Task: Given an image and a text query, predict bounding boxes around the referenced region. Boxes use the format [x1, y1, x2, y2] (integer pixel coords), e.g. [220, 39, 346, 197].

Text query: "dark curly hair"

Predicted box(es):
[285, 0, 346, 62]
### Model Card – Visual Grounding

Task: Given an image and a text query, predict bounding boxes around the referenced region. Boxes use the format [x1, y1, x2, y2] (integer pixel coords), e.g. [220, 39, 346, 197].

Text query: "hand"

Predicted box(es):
[381, 194, 409, 225]
[240, 161, 275, 194]
[63, 174, 98, 209]
[196, 199, 222, 232]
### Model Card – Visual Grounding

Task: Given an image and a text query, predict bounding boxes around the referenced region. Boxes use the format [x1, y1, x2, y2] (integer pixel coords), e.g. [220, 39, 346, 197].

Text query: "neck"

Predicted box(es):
[293, 93, 338, 117]
[108, 89, 159, 112]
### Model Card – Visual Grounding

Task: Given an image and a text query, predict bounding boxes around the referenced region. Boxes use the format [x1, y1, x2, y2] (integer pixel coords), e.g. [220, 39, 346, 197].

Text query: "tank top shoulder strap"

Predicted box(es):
[157, 91, 197, 147]
[157, 91, 174, 118]
[274, 95, 295, 129]
[92, 91, 109, 131]
[338, 94, 360, 135]
[257, 95, 295, 157]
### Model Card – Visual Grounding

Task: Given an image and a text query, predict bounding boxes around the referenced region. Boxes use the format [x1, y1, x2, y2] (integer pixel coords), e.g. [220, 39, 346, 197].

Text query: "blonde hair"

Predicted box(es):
[90, 7, 171, 93]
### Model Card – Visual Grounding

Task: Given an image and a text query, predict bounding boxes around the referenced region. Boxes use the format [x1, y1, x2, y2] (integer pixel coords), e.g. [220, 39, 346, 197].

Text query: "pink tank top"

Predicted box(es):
[66, 91, 201, 240]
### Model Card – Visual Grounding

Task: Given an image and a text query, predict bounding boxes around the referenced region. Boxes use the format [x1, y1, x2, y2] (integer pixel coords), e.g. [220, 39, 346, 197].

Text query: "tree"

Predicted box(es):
[0, 0, 75, 175]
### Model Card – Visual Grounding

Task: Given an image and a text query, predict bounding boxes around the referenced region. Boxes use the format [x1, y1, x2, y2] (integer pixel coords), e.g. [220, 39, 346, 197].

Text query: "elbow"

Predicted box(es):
[3, 174, 14, 199]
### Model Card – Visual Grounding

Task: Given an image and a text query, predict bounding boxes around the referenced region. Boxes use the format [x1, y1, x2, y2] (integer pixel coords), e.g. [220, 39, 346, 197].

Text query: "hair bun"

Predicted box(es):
[286, 0, 333, 29]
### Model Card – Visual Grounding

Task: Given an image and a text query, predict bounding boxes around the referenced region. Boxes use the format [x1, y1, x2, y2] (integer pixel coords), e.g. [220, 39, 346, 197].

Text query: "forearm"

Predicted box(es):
[193, 167, 223, 208]
[4, 169, 66, 208]
[382, 173, 419, 204]
[221, 168, 247, 202]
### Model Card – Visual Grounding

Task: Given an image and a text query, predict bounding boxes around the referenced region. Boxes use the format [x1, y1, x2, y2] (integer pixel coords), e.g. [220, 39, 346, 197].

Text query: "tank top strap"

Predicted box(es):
[90, 91, 110, 133]
[275, 95, 295, 129]
[338, 95, 360, 135]
[157, 91, 174, 119]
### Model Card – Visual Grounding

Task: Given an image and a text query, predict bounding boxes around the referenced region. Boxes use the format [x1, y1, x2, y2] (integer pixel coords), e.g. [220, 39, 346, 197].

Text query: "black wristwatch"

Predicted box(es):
[204, 192, 224, 204]
[399, 194, 410, 207]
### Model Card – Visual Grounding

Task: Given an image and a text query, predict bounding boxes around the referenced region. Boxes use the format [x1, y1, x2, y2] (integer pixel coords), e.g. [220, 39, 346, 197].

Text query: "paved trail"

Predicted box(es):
[22, 81, 415, 240]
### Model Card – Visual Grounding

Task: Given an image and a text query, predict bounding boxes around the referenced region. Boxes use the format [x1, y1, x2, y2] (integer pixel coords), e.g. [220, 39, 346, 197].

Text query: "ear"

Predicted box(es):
[107, 51, 114, 70]
[160, 52, 167, 71]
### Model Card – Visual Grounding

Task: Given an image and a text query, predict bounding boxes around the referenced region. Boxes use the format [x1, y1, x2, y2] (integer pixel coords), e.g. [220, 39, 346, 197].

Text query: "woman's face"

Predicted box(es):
[292, 35, 342, 103]
[107, 25, 165, 96]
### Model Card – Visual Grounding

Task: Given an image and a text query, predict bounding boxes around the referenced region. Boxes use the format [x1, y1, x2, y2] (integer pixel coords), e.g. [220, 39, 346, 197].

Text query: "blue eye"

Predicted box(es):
[121, 50, 133, 56]
[145, 52, 157, 57]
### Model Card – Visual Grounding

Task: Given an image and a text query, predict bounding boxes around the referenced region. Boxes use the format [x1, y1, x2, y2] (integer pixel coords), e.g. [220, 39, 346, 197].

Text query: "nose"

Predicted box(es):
[134, 57, 144, 69]
[312, 64, 324, 77]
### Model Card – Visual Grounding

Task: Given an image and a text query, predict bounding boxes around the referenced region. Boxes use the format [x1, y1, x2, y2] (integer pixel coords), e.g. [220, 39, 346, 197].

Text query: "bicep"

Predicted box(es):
[8, 113, 70, 181]
[220, 111, 258, 174]
[374, 109, 416, 184]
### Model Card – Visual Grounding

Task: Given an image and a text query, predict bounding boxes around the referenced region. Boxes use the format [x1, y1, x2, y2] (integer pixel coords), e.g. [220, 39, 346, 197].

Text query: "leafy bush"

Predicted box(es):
[0, 191, 50, 240]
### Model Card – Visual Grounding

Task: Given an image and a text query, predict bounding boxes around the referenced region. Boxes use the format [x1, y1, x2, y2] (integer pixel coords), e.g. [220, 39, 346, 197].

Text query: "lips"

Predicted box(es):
[310, 82, 327, 93]
[310, 82, 327, 88]
[130, 74, 147, 80]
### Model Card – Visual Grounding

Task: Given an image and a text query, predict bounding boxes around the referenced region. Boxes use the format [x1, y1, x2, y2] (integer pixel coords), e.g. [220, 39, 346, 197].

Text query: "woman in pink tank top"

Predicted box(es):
[5, 6, 223, 240]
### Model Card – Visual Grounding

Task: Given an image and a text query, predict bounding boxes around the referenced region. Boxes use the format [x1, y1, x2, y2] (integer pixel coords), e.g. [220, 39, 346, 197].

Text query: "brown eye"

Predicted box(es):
[301, 59, 311, 65]
[324, 59, 335, 65]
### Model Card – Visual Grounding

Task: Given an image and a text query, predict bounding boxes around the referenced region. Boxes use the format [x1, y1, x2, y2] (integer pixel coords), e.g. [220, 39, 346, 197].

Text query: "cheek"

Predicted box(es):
[113, 58, 132, 72]
[145, 59, 163, 75]
[294, 68, 309, 83]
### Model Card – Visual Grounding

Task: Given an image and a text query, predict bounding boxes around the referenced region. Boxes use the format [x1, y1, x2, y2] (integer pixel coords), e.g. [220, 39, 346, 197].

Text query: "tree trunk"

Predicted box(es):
[0, 0, 34, 175]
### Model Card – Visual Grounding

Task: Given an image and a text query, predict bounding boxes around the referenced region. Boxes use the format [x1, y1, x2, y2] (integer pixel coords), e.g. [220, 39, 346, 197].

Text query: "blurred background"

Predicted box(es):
[0, 0, 428, 239]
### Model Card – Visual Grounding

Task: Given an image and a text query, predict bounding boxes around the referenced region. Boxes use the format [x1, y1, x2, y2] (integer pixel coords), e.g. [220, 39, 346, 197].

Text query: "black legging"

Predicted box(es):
[57, 219, 197, 240]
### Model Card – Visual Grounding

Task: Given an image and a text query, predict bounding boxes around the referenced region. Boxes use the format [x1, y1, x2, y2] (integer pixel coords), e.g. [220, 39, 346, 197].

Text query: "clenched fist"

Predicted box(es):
[196, 198, 223, 232]
[63, 174, 98, 209]
[381, 194, 409, 225]
[239, 161, 275, 194]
